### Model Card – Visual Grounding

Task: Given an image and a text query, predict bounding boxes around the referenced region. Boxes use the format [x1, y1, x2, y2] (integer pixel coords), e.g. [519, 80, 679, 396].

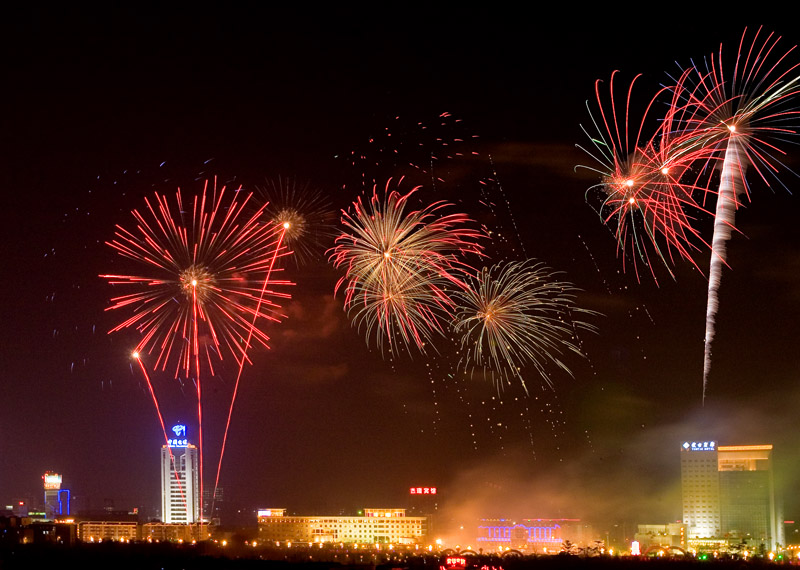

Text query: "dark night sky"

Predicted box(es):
[2, 8, 800, 535]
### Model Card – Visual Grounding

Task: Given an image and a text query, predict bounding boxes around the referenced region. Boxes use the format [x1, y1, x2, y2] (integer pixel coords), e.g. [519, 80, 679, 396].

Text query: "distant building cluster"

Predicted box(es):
[0, 514, 209, 546]
[635, 441, 783, 556]
[1, 436, 790, 559]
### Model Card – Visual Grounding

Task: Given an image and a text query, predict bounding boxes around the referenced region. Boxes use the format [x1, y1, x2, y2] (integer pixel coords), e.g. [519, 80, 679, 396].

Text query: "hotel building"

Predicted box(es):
[681, 441, 782, 550]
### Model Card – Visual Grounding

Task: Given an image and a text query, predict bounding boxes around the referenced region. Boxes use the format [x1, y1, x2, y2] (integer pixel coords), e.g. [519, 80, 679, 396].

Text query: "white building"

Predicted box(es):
[681, 441, 721, 539]
[161, 424, 200, 523]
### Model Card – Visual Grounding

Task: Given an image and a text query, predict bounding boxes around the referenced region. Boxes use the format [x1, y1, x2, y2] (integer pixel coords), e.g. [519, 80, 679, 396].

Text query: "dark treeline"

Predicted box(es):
[0, 544, 779, 570]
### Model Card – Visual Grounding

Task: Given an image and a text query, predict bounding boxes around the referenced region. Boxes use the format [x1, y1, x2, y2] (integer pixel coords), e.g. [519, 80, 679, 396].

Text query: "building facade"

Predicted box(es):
[144, 522, 209, 542]
[634, 523, 687, 550]
[161, 424, 200, 524]
[257, 508, 427, 545]
[476, 519, 594, 552]
[77, 521, 139, 542]
[42, 472, 69, 519]
[681, 441, 782, 550]
[681, 441, 721, 539]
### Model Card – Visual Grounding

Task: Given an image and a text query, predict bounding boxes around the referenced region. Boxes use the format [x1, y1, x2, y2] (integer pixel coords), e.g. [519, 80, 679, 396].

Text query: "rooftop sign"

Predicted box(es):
[682, 441, 716, 451]
[169, 424, 188, 447]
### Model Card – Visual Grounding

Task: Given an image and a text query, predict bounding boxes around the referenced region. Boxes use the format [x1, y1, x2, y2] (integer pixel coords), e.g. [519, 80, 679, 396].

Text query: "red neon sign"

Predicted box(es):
[410, 486, 437, 495]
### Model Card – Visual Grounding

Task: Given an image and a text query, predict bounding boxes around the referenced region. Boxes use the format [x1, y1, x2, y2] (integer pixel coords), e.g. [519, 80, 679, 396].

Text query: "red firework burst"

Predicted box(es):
[102, 180, 292, 376]
[578, 71, 712, 283]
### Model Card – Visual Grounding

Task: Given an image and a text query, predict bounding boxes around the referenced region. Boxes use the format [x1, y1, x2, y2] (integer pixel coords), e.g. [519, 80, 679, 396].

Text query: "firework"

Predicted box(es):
[452, 260, 595, 392]
[330, 179, 483, 354]
[577, 71, 711, 283]
[666, 27, 800, 401]
[102, 181, 292, 375]
[257, 177, 337, 266]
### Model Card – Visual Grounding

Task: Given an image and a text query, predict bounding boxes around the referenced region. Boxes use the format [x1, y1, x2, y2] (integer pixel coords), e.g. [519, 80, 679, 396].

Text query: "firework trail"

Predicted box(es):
[212, 221, 287, 506]
[102, 178, 292, 521]
[133, 351, 188, 513]
[452, 260, 596, 393]
[666, 27, 800, 401]
[577, 71, 712, 284]
[330, 178, 484, 355]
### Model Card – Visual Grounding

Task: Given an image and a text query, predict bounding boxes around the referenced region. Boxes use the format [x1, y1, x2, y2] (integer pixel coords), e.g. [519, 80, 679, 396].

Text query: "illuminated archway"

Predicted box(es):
[501, 549, 524, 558]
[642, 545, 688, 557]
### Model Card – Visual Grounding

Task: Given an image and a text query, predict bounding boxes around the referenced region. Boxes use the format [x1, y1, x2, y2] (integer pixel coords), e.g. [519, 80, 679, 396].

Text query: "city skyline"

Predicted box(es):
[2, 8, 800, 535]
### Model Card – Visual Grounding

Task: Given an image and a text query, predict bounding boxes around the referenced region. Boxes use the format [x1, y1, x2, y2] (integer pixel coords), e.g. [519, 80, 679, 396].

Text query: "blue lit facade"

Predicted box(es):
[477, 519, 566, 552]
[57, 489, 70, 516]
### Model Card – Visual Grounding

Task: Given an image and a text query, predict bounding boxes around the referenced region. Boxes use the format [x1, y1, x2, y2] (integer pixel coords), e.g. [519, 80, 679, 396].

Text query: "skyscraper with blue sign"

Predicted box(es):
[681, 441, 782, 551]
[161, 424, 200, 524]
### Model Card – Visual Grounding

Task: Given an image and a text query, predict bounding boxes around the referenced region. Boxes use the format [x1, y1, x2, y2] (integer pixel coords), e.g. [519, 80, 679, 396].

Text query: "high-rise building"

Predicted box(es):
[161, 424, 200, 524]
[42, 472, 69, 518]
[681, 441, 721, 539]
[680, 441, 782, 550]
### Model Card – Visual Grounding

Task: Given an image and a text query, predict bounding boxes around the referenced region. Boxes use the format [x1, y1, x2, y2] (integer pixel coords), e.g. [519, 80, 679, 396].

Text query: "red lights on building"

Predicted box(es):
[409, 486, 436, 495]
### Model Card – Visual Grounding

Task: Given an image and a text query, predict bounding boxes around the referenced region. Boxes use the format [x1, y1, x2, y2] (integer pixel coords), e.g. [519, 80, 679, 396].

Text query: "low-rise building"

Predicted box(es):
[634, 523, 687, 551]
[78, 520, 139, 542]
[257, 508, 427, 545]
[476, 519, 593, 553]
[143, 522, 210, 542]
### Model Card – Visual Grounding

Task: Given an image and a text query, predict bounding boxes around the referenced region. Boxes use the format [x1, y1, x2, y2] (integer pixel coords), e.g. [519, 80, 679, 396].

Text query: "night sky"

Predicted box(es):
[2, 8, 800, 536]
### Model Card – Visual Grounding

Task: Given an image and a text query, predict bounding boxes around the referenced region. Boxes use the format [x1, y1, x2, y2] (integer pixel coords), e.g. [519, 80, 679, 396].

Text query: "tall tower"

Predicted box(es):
[43, 471, 63, 519]
[681, 441, 721, 539]
[161, 424, 200, 523]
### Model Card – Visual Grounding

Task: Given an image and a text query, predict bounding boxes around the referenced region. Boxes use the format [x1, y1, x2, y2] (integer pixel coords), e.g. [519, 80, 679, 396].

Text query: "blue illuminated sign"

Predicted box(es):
[683, 441, 716, 451]
[169, 424, 188, 447]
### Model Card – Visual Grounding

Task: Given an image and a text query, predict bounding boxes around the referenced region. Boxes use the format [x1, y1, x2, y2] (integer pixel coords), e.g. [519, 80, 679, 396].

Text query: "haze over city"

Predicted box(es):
[2, 7, 799, 540]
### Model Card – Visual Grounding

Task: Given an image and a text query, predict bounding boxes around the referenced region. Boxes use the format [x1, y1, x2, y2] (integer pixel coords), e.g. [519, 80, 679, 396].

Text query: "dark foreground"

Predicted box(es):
[0, 544, 788, 570]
